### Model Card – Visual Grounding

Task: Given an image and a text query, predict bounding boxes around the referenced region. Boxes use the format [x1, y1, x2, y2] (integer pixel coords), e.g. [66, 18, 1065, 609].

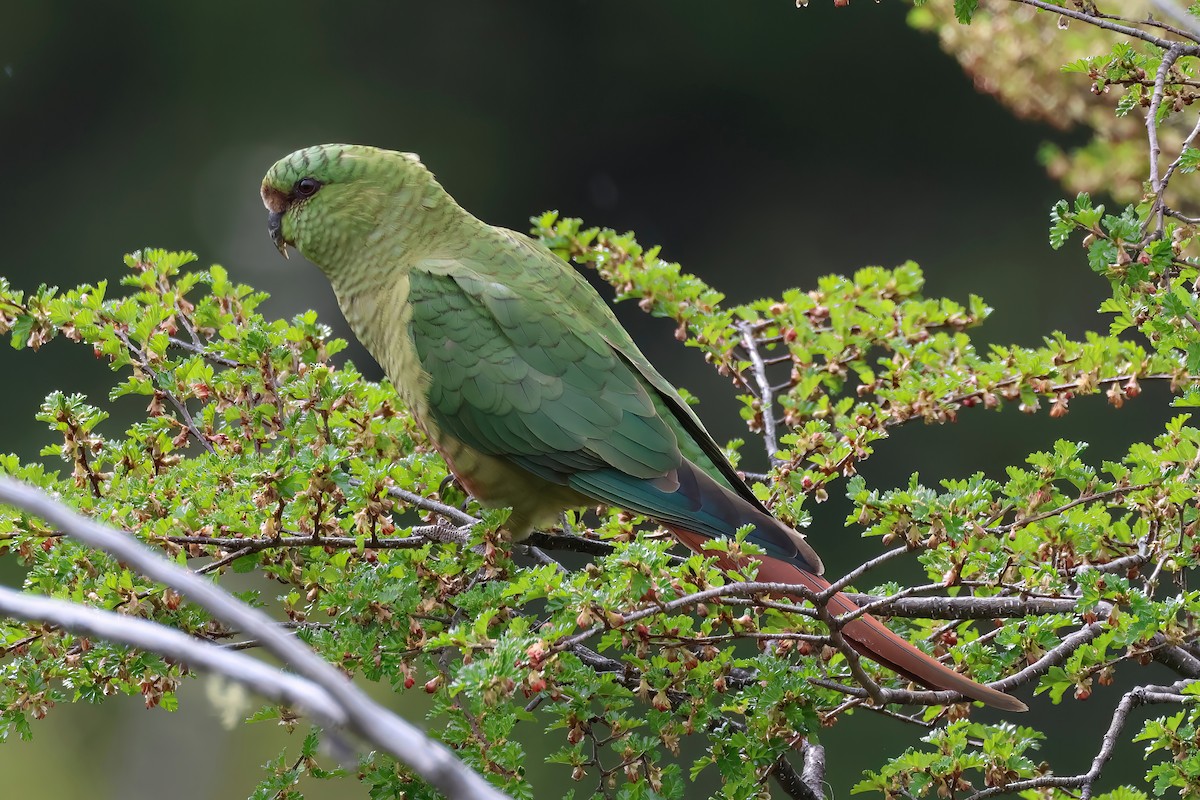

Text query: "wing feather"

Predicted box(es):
[408, 263, 680, 480]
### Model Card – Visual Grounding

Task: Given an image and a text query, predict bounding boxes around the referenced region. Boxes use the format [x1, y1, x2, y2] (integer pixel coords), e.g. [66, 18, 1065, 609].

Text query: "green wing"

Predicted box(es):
[409, 242, 681, 483]
[406, 230, 805, 555]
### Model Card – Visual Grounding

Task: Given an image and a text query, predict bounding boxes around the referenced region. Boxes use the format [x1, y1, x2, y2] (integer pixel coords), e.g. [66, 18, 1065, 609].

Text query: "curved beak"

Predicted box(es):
[267, 211, 289, 259]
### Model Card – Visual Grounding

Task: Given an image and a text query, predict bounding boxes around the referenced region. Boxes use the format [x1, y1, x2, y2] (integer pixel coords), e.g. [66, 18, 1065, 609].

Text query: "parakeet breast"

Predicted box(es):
[334, 270, 431, 425]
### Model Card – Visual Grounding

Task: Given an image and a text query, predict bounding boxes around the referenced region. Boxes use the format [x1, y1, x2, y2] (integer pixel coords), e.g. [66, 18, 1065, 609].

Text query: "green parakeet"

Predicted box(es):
[261, 144, 1025, 712]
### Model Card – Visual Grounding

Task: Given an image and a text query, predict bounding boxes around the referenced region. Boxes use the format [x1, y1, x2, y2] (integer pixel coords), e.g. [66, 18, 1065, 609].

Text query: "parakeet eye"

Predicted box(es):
[294, 178, 321, 198]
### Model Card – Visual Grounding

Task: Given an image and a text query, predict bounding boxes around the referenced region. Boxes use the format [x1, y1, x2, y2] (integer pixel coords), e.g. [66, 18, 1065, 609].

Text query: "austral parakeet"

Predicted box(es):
[262, 144, 1026, 712]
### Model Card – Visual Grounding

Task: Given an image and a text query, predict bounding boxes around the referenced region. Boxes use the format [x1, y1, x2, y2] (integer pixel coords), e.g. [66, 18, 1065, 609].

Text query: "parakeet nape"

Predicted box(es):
[261, 144, 1026, 712]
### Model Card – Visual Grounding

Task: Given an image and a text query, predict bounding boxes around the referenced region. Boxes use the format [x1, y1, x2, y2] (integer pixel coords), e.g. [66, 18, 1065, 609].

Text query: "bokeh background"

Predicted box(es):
[0, 1, 1176, 797]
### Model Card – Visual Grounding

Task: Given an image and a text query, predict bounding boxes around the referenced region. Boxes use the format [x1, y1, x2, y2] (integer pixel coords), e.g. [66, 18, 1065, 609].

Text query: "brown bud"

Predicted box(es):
[1106, 382, 1125, 408]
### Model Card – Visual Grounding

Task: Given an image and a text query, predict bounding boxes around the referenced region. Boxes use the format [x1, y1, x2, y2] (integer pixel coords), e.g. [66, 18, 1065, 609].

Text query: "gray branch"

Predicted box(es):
[962, 680, 1196, 800]
[0, 477, 510, 800]
[1150, 0, 1200, 40]
[0, 587, 346, 724]
[739, 321, 782, 464]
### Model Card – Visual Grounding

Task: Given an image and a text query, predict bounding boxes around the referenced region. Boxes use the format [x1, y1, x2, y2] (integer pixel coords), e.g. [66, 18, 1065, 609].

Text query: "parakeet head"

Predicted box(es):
[261, 143, 440, 273]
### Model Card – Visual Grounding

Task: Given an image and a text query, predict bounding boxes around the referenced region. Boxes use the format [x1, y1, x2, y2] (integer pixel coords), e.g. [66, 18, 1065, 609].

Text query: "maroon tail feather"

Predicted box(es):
[669, 526, 1026, 712]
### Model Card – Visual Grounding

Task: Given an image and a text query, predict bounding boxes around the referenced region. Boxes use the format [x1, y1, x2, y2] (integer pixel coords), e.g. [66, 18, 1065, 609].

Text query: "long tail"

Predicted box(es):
[754, 545, 1026, 711]
[555, 453, 1025, 711]
[672, 525, 1026, 711]
[660, 463, 1026, 713]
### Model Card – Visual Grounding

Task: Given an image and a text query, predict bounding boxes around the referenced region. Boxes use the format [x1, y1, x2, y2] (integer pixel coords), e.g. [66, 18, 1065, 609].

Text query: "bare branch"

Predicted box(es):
[993, 622, 1105, 694]
[822, 545, 912, 595]
[808, 677, 972, 708]
[1149, 0, 1200, 41]
[799, 742, 826, 800]
[1146, 45, 1186, 237]
[1161, 112, 1200, 190]
[162, 533, 427, 553]
[987, 483, 1156, 536]
[1008, 0, 1200, 50]
[841, 592, 1079, 620]
[0, 586, 347, 725]
[739, 321, 783, 464]
[385, 484, 479, 527]
[766, 739, 824, 800]
[0, 478, 510, 800]
[1152, 636, 1200, 677]
[963, 680, 1196, 800]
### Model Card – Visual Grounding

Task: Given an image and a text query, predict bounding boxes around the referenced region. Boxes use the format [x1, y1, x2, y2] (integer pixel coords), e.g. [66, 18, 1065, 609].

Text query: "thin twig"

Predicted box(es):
[1008, 0, 1200, 50]
[1149, 0, 1200, 41]
[162, 533, 427, 553]
[822, 545, 911, 596]
[194, 545, 254, 576]
[384, 484, 478, 527]
[1161, 113, 1200, 190]
[166, 336, 243, 369]
[116, 330, 216, 456]
[552, 579, 826, 654]
[739, 321, 782, 464]
[1145, 45, 1186, 238]
[987, 483, 1155, 536]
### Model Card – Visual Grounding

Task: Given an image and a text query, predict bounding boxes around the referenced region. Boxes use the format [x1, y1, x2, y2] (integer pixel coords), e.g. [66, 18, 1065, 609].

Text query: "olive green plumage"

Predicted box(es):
[261, 143, 807, 557]
[260, 144, 1026, 712]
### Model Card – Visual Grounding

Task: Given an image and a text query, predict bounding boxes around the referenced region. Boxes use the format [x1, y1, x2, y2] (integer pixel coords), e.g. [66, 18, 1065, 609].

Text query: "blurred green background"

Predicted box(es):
[0, 1, 1176, 797]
